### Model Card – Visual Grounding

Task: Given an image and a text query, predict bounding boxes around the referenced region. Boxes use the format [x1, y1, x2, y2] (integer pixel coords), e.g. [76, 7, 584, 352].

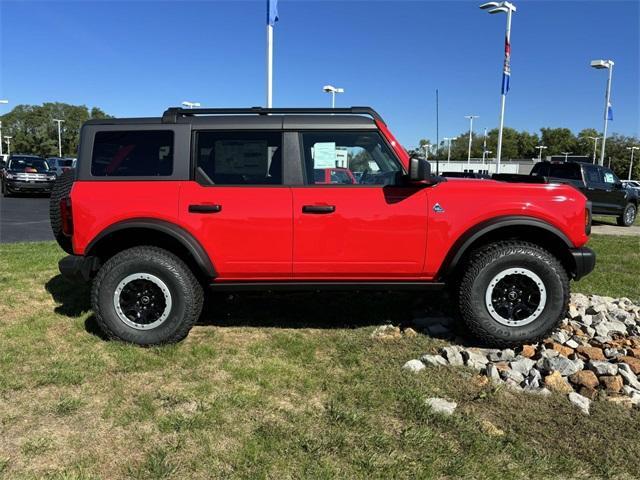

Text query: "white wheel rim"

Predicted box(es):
[485, 267, 547, 327]
[113, 273, 172, 330]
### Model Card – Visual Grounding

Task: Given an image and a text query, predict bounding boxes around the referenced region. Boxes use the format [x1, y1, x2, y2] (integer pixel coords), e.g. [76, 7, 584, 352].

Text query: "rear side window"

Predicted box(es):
[547, 164, 582, 180]
[91, 130, 174, 177]
[195, 131, 282, 185]
[583, 165, 602, 184]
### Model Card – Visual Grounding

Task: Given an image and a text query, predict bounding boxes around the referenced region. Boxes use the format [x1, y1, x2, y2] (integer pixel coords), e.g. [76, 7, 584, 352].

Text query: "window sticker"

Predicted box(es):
[604, 172, 615, 183]
[312, 142, 337, 169]
[214, 140, 268, 175]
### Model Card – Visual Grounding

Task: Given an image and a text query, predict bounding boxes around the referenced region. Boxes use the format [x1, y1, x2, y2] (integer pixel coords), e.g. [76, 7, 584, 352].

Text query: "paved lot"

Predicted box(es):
[592, 222, 640, 237]
[0, 194, 54, 243]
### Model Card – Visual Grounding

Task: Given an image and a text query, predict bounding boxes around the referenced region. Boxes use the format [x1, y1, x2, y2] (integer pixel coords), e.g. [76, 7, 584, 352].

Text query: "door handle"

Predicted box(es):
[302, 205, 335, 214]
[189, 204, 222, 214]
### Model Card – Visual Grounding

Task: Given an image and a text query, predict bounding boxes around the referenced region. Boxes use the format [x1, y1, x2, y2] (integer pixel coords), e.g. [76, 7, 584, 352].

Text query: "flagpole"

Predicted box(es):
[495, 6, 513, 175]
[266, 23, 273, 108]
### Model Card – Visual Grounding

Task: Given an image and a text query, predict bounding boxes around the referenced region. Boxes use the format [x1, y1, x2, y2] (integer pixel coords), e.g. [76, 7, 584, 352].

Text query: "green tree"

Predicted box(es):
[0, 103, 112, 157]
[540, 128, 577, 156]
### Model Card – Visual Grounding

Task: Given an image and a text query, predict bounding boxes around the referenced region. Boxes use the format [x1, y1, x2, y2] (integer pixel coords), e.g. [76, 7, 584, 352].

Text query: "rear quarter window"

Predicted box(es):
[91, 130, 174, 177]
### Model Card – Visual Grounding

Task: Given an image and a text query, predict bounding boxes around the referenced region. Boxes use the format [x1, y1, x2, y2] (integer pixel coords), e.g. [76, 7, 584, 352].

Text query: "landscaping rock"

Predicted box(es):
[568, 392, 591, 414]
[409, 294, 640, 406]
[424, 398, 457, 416]
[402, 359, 425, 373]
[371, 325, 401, 340]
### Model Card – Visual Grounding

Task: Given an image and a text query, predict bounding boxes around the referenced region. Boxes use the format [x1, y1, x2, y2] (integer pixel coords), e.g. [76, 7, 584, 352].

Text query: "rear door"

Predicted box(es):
[290, 130, 429, 279]
[179, 130, 293, 280]
[601, 167, 627, 214]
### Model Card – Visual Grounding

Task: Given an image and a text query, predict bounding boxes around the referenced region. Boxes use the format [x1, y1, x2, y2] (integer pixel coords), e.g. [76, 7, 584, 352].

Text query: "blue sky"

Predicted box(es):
[1, 0, 638, 147]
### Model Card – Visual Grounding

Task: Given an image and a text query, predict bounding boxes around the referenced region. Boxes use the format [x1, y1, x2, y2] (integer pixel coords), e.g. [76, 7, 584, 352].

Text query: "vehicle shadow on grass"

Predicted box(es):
[45, 274, 109, 340]
[45, 274, 465, 341]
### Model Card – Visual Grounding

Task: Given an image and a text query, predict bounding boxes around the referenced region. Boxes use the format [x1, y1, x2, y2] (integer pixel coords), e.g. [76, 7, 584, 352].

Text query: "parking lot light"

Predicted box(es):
[535, 145, 547, 162]
[53, 119, 64, 158]
[561, 151, 573, 162]
[443, 137, 457, 163]
[590, 59, 614, 166]
[464, 115, 479, 163]
[181, 101, 201, 109]
[323, 85, 344, 108]
[586, 136, 600, 163]
[627, 146, 639, 180]
[4, 136, 12, 155]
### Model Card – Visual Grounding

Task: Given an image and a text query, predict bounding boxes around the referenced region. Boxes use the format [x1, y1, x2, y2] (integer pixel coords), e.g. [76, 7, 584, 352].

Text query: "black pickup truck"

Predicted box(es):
[530, 161, 638, 226]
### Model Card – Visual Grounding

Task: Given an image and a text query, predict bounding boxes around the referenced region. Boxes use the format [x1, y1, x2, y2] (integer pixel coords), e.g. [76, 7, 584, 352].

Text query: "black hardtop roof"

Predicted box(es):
[84, 106, 383, 130]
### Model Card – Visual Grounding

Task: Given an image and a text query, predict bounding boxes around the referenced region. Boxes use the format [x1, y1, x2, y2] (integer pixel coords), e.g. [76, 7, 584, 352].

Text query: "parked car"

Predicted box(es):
[622, 180, 640, 195]
[52, 106, 595, 347]
[530, 161, 638, 226]
[47, 157, 76, 176]
[313, 167, 357, 184]
[1, 155, 57, 196]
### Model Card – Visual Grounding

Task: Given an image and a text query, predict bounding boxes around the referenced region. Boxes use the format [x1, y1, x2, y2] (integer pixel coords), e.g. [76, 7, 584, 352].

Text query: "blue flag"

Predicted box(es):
[267, 0, 279, 26]
[607, 101, 613, 121]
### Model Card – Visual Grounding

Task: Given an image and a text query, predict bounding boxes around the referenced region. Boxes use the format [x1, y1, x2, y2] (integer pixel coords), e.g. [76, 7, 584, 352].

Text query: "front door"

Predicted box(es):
[291, 130, 428, 279]
[180, 130, 292, 280]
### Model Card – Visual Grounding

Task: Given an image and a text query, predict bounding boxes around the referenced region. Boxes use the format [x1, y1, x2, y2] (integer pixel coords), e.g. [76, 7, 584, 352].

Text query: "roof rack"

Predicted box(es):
[160, 106, 384, 124]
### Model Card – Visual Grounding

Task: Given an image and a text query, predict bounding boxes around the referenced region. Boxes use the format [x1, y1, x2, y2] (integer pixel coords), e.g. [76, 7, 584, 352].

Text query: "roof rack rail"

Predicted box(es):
[161, 106, 384, 124]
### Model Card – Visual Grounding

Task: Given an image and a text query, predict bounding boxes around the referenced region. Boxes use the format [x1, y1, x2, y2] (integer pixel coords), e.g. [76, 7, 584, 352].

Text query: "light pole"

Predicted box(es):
[586, 136, 600, 163]
[4, 136, 12, 156]
[0, 100, 7, 156]
[465, 115, 479, 163]
[422, 144, 432, 160]
[323, 85, 344, 108]
[590, 59, 614, 166]
[482, 150, 493, 165]
[181, 101, 201, 109]
[627, 146, 639, 180]
[535, 145, 547, 162]
[444, 137, 457, 163]
[561, 151, 573, 162]
[53, 119, 64, 158]
[480, 1, 516, 174]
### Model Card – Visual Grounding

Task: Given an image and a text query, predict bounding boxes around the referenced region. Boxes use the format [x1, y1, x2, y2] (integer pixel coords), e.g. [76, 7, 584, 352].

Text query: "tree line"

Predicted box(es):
[413, 127, 640, 180]
[0, 102, 111, 158]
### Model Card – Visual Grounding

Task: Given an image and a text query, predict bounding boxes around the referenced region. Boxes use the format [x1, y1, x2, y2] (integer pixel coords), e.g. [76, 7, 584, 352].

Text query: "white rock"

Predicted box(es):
[440, 346, 464, 366]
[510, 358, 536, 376]
[402, 359, 425, 373]
[618, 363, 640, 390]
[568, 392, 591, 415]
[589, 360, 619, 376]
[424, 397, 457, 416]
[420, 354, 448, 367]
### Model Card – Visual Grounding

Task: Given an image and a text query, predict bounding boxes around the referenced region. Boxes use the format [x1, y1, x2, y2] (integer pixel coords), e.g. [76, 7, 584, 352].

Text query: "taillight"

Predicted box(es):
[60, 198, 73, 236]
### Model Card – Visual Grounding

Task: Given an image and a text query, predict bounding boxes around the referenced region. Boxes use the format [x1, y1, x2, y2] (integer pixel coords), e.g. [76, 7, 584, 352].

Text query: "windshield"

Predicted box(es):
[59, 159, 74, 167]
[8, 157, 50, 173]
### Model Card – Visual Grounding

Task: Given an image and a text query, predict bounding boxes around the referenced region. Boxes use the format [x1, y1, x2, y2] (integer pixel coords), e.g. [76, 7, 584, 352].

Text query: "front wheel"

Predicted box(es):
[458, 241, 569, 347]
[617, 203, 637, 227]
[91, 246, 204, 345]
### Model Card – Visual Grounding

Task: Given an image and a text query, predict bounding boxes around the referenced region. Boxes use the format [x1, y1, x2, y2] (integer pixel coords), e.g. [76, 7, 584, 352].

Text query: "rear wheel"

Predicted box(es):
[458, 241, 569, 347]
[617, 203, 637, 227]
[91, 246, 204, 345]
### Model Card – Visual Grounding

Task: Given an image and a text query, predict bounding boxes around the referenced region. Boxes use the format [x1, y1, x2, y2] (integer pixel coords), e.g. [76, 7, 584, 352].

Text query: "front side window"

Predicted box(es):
[91, 130, 174, 177]
[196, 131, 282, 185]
[301, 131, 402, 186]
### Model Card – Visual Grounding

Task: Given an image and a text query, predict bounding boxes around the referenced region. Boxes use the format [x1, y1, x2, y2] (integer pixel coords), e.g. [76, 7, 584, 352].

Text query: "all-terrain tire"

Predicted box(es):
[91, 246, 204, 345]
[617, 203, 637, 227]
[49, 169, 76, 254]
[458, 241, 569, 348]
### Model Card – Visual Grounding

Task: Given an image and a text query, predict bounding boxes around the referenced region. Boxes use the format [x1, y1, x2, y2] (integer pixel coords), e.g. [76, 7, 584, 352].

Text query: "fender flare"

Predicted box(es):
[86, 218, 216, 278]
[439, 215, 573, 279]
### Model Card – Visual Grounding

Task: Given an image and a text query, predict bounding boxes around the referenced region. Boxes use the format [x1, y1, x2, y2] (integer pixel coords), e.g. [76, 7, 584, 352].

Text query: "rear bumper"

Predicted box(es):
[570, 247, 596, 280]
[59, 255, 100, 282]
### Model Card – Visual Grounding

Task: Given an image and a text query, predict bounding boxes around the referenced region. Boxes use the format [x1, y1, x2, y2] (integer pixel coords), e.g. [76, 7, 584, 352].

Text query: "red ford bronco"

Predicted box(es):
[52, 106, 595, 347]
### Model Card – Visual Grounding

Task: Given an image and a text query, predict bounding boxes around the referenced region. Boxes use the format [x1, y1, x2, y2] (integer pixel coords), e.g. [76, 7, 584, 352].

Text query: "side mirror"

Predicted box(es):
[409, 156, 432, 182]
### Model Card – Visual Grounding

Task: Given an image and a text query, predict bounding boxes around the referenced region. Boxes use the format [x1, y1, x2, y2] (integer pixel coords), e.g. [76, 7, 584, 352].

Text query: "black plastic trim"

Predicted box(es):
[209, 281, 446, 292]
[570, 247, 596, 280]
[86, 218, 216, 278]
[59, 255, 101, 282]
[439, 216, 573, 279]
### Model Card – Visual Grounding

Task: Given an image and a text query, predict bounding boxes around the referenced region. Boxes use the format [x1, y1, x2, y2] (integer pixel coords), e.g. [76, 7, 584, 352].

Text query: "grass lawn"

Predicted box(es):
[0, 235, 638, 479]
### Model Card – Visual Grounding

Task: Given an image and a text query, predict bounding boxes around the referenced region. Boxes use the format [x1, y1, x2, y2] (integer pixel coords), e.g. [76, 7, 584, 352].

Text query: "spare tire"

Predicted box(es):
[49, 169, 76, 254]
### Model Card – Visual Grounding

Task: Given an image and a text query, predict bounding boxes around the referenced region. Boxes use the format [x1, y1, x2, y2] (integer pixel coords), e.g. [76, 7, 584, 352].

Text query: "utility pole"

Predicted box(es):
[535, 145, 547, 162]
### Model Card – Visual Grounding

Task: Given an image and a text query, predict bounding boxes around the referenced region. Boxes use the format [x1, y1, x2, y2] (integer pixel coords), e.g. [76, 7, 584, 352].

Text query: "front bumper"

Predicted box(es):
[59, 255, 100, 282]
[6, 180, 54, 192]
[570, 247, 596, 281]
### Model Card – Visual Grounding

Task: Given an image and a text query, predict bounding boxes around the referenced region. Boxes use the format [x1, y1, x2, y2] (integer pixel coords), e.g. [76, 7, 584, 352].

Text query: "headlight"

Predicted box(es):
[48, 175, 57, 181]
[6, 173, 14, 180]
